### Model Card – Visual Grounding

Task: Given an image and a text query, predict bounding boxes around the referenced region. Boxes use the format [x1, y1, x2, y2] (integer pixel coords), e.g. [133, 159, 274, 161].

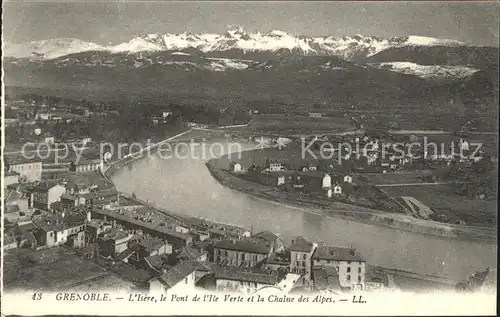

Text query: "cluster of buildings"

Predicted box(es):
[4, 99, 92, 126]
[4, 165, 376, 295]
[229, 131, 493, 201]
[3, 164, 116, 227]
[232, 157, 357, 199]
[150, 110, 173, 125]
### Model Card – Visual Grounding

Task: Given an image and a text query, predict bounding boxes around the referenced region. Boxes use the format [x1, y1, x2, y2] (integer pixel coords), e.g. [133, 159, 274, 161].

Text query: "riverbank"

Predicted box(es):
[205, 160, 496, 244]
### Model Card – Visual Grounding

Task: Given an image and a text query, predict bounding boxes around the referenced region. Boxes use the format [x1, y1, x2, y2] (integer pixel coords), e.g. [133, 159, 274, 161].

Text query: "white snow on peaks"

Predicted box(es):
[5, 31, 472, 61]
[267, 30, 291, 37]
[171, 52, 191, 56]
[372, 62, 479, 80]
[109, 35, 164, 53]
[404, 36, 463, 46]
[4, 38, 105, 60]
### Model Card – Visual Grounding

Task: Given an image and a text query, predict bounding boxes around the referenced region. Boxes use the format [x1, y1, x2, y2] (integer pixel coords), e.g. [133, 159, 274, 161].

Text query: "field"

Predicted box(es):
[359, 171, 434, 185]
[382, 184, 497, 227]
[243, 114, 356, 134]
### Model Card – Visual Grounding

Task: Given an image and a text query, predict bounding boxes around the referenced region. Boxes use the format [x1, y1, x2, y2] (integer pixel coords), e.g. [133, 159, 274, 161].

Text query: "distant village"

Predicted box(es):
[223, 131, 496, 224]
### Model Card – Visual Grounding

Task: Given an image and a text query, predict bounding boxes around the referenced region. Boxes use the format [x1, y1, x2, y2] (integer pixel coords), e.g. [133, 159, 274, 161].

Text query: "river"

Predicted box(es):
[111, 138, 497, 282]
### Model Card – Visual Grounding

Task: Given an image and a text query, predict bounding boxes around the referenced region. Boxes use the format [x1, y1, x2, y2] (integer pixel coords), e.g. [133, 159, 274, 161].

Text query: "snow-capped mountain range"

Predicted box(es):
[5, 29, 497, 83]
[4, 29, 466, 61]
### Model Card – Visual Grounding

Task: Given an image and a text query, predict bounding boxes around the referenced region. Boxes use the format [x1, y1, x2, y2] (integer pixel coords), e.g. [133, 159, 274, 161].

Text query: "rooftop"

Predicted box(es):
[144, 255, 164, 271]
[61, 193, 78, 201]
[137, 236, 167, 253]
[214, 238, 270, 254]
[312, 266, 342, 291]
[98, 228, 131, 242]
[6, 204, 20, 214]
[87, 219, 110, 228]
[109, 261, 154, 285]
[312, 245, 365, 262]
[290, 236, 314, 253]
[33, 181, 64, 192]
[94, 208, 191, 241]
[5, 188, 26, 204]
[32, 213, 86, 232]
[252, 231, 279, 244]
[80, 188, 119, 200]
[156, 261, 197, 289]
[214, 266, 279, 285]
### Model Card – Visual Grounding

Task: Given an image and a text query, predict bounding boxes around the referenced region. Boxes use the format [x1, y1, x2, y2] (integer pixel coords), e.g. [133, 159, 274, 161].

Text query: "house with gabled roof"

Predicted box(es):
[148, 261, 198, 294]
[213, 238, 271, 268]
[312, 245, 366, 290]
[289, 236, 317, 282]
[252, 231, 284, 253]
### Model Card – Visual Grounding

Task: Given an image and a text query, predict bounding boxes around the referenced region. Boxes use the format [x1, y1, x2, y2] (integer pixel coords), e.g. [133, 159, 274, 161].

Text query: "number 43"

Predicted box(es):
[32, 292, 42, 300]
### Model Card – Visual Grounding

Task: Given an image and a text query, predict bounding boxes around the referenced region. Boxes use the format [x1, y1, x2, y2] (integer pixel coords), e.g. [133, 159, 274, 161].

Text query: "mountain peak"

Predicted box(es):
[226, 26, 245, 37]
[267, 30, 292, 37]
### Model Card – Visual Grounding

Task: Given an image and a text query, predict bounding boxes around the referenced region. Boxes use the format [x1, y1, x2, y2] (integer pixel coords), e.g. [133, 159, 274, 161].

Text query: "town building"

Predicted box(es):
[175, 223, 191, 234]
[32, 182, 66, 210]
[333, 184, 342, 195]
[5, 183, 36, 209]
[252, 231, 285, 253]
[85, 218, 112, 245]
[230, 162, 242, 173]
[311, 266, 342, 293]
[262, 254, 290, 272]
[60, 193, 86, 208]
[190, 230, 210, 242]
[97, 228, 134, 258]
[4, 171, 20, 187]
[211, 266, 280, 294]
[80, 188, 120, 208]
[289, 236, 318, 281]
[213, 238, 271, 267]
[322, 173, 332, 189]
[43, 133, 55, 144]
[460, 140, 470, 152]
[311, 245, 366, 290]
[32, 213, 87, 248]
[267, 159, 285, 172]
[176, 246, 209, 263]
[326, 188, 333, 198]
[258, 173, 286, 187]
[135, 236, 173, 259]
[92, 208, 193, 249]
[70, 157, 102, 173]
[148, 261, 198, 294]
[6, 157, 42, 183]
[301, 164, 317, 172]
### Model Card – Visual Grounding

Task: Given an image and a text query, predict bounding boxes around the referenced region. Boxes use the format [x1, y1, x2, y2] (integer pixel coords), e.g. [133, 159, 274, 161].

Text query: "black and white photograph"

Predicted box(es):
[1, 1, 498, 315]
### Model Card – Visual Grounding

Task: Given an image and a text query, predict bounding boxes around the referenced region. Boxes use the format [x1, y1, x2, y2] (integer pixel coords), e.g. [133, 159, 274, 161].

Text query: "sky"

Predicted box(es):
[3, 1, 499, 46]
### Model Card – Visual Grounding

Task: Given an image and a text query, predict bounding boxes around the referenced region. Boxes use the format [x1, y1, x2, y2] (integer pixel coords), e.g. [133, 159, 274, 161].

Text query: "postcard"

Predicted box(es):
[2, 1, 498, 316]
